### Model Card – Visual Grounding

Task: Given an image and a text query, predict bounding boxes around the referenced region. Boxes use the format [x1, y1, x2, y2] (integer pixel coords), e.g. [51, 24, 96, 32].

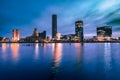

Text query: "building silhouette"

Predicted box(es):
[0, 37, 10, 42]
[97, 26, 112, 37]
[32, 28, 39, 37]
[75, 20, 84, 42]
[12, 29, 20, 42]
[97, 26, 112, 41]
[39, 30, 46, 39]
[52, 14, 57, 38]
[20, 28, 46, 42]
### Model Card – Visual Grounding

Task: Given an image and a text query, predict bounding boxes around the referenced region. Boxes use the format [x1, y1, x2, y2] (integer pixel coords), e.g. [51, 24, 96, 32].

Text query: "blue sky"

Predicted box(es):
[0, 0, 120, 38]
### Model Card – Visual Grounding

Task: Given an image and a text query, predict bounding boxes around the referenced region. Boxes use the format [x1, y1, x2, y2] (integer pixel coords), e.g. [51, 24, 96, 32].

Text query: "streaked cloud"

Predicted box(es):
[0, 0, 120, 38]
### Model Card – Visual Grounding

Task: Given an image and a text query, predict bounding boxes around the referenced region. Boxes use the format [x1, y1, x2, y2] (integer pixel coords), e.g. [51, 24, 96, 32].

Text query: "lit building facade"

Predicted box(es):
[56, 33, 61, 40]
[97, 26, 112, 41]
[52, 14, 57, 38]
[32, 28, 39, 37]
[0, 37, 10, 42]
[75, 20, 84, 42]
[20, 28, 46, 42]
[12, 29, 20, 42]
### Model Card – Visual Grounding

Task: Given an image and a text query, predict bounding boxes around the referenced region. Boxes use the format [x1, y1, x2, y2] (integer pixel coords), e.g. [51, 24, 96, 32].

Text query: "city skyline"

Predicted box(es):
[0, 16, 118, 41]
[0, 0, 120, 38]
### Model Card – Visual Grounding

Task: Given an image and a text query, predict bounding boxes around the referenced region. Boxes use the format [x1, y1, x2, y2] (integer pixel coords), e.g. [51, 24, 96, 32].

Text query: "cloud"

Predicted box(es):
[107, 18, 120, 25]
[1, 0, 120, 38]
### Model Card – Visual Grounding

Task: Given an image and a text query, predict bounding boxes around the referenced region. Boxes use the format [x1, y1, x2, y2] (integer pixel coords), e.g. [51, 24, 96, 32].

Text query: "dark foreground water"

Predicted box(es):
[0, 43, 120, 80]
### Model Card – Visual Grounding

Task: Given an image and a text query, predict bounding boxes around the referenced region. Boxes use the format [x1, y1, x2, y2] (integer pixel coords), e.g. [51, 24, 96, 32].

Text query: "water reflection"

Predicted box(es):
[96, 43, 112, 79]
[0, 43, 120, 80]
[43, 43, 47, 55]
[43, 43, 47, 48]
[11, 43, 19, 61]
[51, 43, 62, 80]
[75, 43, 83, 78]
[2, 43, 7, 53]
[1, 43, 8, 60]
[75, 43, 83, 60]
[104, 43, 111, 72]
[35, 43, 39, 59]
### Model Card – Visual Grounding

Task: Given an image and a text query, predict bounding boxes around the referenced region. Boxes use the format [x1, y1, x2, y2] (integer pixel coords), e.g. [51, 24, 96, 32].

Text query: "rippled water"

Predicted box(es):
[0, 43, 120, 80]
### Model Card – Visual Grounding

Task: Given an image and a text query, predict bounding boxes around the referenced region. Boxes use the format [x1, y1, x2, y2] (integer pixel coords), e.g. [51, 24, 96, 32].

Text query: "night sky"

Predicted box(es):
[0, 0, 120, 39]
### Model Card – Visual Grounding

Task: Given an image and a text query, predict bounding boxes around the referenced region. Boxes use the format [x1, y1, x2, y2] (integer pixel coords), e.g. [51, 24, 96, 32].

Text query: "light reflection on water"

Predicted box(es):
[104, 43, 111, 72]
[51, 43, 62, 80]
[0, 43, 120, 80]
[2, 43, 7, 53]
[11, 43, 19, 62]
[1, 43, 8, 60]
[35, 43, 39, 59]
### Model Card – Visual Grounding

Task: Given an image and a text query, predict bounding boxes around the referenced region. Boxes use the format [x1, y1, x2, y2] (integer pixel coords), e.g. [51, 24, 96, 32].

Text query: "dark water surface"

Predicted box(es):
[0, 43, 120, 80]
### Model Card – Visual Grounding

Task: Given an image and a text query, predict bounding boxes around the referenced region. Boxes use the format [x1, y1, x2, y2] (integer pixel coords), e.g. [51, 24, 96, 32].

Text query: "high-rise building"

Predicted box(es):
[52, 14, 57, 38]
[39, 30, 46, 39]
[97, 26, 112, 41]
[32, 28, 39, 37]
[97, 26, 112, 37]
[12, 29, 20, 41]
[75, 20, 84, 42]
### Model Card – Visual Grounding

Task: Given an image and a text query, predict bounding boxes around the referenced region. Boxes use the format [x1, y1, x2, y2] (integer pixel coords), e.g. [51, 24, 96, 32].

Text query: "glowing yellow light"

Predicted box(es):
[53, 43, 62, 67]
[2, 43, 7, 53]
[35, 43, 39, 59]
[11, 43, 19, 61]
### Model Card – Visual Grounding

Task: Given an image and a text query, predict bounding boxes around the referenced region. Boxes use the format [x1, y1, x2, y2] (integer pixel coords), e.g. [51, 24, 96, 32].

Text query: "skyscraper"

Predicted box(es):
[75, 20, 84, 42]
[52, 14, 57, 38]
[32, 28, 39, 37]
[12, 29, 20, 42]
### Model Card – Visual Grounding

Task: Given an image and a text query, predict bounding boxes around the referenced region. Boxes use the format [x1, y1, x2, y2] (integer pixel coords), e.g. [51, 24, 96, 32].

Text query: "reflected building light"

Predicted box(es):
[104, 43, 111, 72]
[51, 43, 62, 79]
[43, 43, 47, 48]
[2, 43, 7, 53]
[54, 43, 62, 67]
[1, 43, 7, 60]
[75, 43, 83, 74]
[75, 43, 83, 60]
[75, 43, 82, 48]
[11, 43, 19, 61]
[43, 43, 47, 53]
[47, 43, 51, 47]
[52, 43, 55, 55]
[35, 43, 39, 59]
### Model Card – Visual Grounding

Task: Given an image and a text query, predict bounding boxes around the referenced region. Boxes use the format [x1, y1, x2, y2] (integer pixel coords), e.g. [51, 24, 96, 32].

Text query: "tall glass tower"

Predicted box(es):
[52, 14, 57, 38]
[75, 20, 84, 42]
